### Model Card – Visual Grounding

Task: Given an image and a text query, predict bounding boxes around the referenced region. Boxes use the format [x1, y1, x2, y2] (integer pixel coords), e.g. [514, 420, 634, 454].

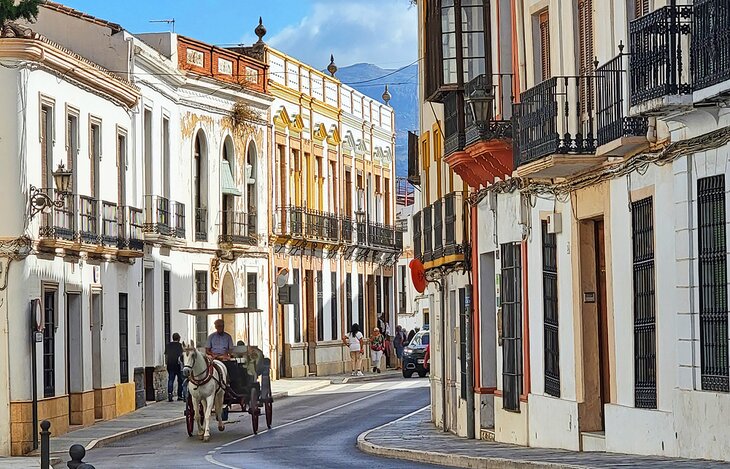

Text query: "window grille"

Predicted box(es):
[317, 271, 324, 342]
[632, 197, 657, 408]
[195, 271, 208, 347]
[294, 270, 301, 343]
[331, 273, 338, 340]
[43, 291, 56, 398]
[542, 221, 560, 398]
[346, 274, 353, 330]
[459, 288, 468, 399]
[119, 293, 129, 384]
[163, 270, 171, 344]
[501, 243, 522, 411]
[698, 175, 729, 392]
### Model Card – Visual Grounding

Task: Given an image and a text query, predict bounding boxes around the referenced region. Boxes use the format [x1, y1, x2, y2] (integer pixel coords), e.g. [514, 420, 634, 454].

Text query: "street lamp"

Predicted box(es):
[28, 163, 73, 220]
[465, 74, 493, 125]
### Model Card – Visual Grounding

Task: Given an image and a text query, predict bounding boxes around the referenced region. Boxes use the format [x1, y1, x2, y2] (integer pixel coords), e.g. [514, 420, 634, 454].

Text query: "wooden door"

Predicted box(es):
[595, 220, 610, 423]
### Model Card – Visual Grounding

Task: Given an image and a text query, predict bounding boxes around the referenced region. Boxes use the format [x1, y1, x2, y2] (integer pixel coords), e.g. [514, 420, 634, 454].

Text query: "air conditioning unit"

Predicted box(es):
[546, 213, 562, 234]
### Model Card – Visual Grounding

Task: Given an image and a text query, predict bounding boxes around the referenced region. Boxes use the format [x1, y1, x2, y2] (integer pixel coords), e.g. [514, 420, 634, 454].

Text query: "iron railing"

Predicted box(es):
[464, 73, 514, 147]
[444, 92, 465, 156]
[219, 210, 256, 245]
[143, 195, 171, 236]
[304, 210, 339, 241]
[413, 211, 422, 261]
[368, 222, 396, 248]
[341, 216, 353, 244]
[444, 193, 457, 250]
[172, 201, 185, 238]
[248, 211, 257, 238]
[692, 0, 730, 92]
[195, 207, 207, 242]
[118, 206, 144, 251]
[432, 199, 443, 258]
[596, 52, 649, 147]
[101, 201, 118, 246]
[629, 5, 693, 106]
[355, 219, 367, 245]
[514, 75, 597, 167]
[422, 205, 433, 262]
[78, 196, 98, 244]
[39, 189, 75, 241]
[399, 291, 407, 315]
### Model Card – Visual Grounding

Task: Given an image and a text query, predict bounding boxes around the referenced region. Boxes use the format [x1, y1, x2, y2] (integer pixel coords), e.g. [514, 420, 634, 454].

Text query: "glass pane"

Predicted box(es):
[461, 0, 483, 5]
[442, 0, 454, 7]
[462, 6, 485, 31]
[442, 32, 457, 59]
[463, 58, 486, 82]
[443, 59, 458, 84]
[441, 6, 456, 33]
[463, 32, 486, 57]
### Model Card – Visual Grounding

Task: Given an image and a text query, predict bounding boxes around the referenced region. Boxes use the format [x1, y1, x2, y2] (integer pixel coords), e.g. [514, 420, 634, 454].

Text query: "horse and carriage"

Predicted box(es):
[179, 307, 273, 441]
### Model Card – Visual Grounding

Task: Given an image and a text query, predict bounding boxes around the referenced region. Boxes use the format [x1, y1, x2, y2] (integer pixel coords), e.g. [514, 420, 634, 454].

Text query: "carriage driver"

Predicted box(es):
[205, 319, 243, 393]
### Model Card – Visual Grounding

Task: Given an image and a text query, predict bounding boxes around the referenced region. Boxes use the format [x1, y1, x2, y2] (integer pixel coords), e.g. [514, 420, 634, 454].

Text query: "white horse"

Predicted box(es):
[181, 341, 228, 441]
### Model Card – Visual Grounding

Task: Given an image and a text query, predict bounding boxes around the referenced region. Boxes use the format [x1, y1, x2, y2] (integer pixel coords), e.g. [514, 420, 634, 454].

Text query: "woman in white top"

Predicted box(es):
[342, 323, 364, 376]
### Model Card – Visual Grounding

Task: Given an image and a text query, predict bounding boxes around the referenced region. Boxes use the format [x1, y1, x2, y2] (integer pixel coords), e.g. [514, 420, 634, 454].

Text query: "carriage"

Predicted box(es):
[179, 307, 273, 436]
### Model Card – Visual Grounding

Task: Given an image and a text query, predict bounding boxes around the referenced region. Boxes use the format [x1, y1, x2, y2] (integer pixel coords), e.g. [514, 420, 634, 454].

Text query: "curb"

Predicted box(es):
[356, 406, 585, 469]
[333, 372, 404, 384]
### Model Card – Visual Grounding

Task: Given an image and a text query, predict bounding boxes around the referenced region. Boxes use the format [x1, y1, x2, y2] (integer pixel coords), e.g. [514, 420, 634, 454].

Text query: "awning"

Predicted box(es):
[179, 306, 263, 318]
[221, 160, 242, 196]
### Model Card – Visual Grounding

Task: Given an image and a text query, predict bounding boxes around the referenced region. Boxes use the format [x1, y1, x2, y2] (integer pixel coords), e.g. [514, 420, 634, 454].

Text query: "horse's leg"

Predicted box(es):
[216, 389, 225, 432]
[194, 395, 204, 439]
[203, 393, 214, 441]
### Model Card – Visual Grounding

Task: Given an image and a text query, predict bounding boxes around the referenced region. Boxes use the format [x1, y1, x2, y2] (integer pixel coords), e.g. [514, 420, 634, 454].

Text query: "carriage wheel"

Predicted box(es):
[185, 395, 195, 437]
[265, 401, 273, 429]
[250, 387, 259, 435]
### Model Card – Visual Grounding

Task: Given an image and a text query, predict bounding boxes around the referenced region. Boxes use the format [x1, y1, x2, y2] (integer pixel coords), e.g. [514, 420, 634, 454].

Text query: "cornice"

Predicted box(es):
[0, 37, 139, 108]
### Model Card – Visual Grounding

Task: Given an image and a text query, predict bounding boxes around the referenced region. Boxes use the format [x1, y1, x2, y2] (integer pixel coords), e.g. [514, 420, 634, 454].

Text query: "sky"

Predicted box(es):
[57, 0, 418, 70]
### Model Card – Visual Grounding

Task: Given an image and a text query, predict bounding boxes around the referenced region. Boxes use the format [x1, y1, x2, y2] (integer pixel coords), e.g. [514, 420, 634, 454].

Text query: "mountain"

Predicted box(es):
[335, 63, 418, 178]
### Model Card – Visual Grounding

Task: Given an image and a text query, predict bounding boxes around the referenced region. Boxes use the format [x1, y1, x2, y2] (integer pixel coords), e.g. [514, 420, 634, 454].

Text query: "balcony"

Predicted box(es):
[100, 201, 119, 247]
[595, 52, 649, 157]
[143, 196, 185, 240]
[275, 206, 339, 245]
[117, 206, 144, 257]
[195, 208, 207, 242]
[692, 0, 730, 101]
[411, 193, 466, 269]
[445, 74, 515, 188]
[629, 5, 693, 114]
[39, 189, 75, 242]
[367, 222, 397, 250]
[218, 210, 256, 246]
[432, 199, 443, 260]
[413, 211, 422, 262]
[304, 210, 339, 242]
[341, 217, 353, 244]
[514, 75, 605, 178]
[78, 196, 99, 244]
[422, 205, 433, 263]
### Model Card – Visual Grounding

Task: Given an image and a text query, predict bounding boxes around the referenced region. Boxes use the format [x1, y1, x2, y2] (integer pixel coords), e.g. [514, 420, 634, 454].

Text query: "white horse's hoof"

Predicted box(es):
[218, 424, 225, 432]
[203, 435, 210, 442]
[199, 434, 204, 441]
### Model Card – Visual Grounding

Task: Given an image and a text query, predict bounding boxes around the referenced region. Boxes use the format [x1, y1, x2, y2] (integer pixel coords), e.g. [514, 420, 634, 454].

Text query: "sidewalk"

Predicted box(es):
[45, 376, 332, 455]
[331, 368, 403, 384]
[358, 406, 730, 469]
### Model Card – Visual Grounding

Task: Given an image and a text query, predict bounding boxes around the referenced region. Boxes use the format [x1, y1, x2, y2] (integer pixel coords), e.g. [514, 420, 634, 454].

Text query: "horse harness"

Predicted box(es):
[184, 353, 226, 393]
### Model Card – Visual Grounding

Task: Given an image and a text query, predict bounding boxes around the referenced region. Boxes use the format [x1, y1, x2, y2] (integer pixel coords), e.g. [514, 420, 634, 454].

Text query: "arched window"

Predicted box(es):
[246, 141, 257, 237]
[221, 136, 239, 240]
[194, 130, 208, 241]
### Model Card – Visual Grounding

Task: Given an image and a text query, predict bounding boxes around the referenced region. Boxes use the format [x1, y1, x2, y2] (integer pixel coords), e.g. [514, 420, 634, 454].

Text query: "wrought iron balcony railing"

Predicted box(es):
[144, 195, 171, 236]
[514, 75, 597, 167]
[195, 207, 207, 242]
[101, 201, 118, 246]
[629, 5, 693, 107]
[118, 206, 144, 251]
[219, 210, 256, 245]
[172, 202, 185, 238]
[596, 52, 649, 147]
[78, 195, 98, 244]
[444, 192, 458, 254]
[464, 73, 514, 148]
[444, 92, 465, 156]
[355, 217, 367, 245]
[305, 210, 339, 242]
[692, 0, 730, 92]
[39, 189, 75, 241]
[367, 222, 396, 249]
[341, 216, 353, 244]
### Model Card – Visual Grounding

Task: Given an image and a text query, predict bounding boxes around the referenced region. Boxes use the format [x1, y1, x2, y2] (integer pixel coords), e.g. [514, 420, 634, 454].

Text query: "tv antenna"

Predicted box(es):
[149, 19, 175, 32]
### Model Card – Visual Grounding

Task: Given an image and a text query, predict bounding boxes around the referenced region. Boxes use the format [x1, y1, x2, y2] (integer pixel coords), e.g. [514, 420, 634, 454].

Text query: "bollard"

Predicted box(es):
[40, 420, 51, 469]
[67, 444, 87, 469]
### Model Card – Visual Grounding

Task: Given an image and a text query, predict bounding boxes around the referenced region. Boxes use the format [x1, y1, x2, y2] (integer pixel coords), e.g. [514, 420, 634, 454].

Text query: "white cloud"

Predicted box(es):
[267, 0, 417, 69]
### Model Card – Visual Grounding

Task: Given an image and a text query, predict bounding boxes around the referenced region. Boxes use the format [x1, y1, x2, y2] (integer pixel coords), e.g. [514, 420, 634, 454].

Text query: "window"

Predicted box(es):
[195, 271, 208, 347]
[294, 269, 302, 343]
[40, 104, 54, 189]
[330, 161, 338, 214]
[144, 109, 153, 196]
[538, 10, 551, 82]
[317, 271, 324, 341]
[247, 142, 258, 237]
[376, 276, 383, 317]
[698, 175, 728, 392]
[117, 130, 127, 207]
[119, 293, 129, 383]
[632, 197, 656, 408]
[399, 266, 407, 315]
[163, 270, 171, 344]
[331, 273, 338, 340]
[90, 120, 101, 198]
[459, 288, 468, 399]
[358, 274, 364, 326]
[247, 272, 258, 309]
[43, 290, 56, 398]
[577, 0, 595, 112]
[631, 0, 650, 20]
[162, 116, 171, 199]
[346, 273, 353, 331]
[345, 169, 352, 215]
[501, 242, 522, 411]
[384, 178, 391, 223]
[384, 276, 391, 320]
[542, 221, 560, 398]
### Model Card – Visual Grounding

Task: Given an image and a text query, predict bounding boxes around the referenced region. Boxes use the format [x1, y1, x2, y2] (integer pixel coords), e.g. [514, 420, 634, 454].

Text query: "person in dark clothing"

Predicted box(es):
[406, 329, 416, 345]
[164, 333, 184, 402]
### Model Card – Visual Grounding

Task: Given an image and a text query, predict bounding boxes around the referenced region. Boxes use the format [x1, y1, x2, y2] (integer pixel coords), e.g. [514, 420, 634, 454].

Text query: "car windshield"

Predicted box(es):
[410, 331, 429, 346]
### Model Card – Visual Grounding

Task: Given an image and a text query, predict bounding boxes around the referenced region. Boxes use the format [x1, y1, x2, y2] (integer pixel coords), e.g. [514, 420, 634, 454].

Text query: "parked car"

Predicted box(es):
[402, 330, 429, 378]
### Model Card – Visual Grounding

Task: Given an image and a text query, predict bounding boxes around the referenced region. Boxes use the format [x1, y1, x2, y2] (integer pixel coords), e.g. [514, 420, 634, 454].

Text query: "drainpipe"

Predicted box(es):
[467, 203, 480, 439]
[440, 276, 447, 432]
[686, 154, 696, 389]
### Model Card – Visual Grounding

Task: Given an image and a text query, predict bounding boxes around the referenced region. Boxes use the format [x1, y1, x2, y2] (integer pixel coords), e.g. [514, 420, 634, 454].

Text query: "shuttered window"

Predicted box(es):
[317, 271, 324, 342]
[577, 0, 595, 113]
[501, 243, 523, 411]
[634, 0, 650, 19]
[632, 197, 657, 408]
[119, 293, 129, 384]
[542, 221, 560, 398]
[539, 11, 551, 81]
[698, 175, 729, 392]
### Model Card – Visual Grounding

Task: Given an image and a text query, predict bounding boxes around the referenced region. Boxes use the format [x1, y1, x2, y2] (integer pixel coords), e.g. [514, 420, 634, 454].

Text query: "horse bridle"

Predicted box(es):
[183, 351, 225, 391]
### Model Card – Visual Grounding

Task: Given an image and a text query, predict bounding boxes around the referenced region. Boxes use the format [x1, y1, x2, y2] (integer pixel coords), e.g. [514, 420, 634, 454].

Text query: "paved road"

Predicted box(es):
[84, 377, 448, 469]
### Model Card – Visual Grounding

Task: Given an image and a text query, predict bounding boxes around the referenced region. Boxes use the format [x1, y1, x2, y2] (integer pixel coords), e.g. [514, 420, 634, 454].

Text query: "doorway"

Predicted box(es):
[66, 292, 83, 425]
[221, 272, 236, 340]
[90, 291, 102, 420]
[578, 218, 610, 432]
[144, 268, 155, 365]
[304, 270, 316, 374]
[366, 274, 376, 334]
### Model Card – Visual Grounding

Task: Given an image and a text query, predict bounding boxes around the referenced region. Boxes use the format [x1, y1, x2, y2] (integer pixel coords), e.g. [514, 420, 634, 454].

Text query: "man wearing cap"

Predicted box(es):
[206, 319, 242, 392]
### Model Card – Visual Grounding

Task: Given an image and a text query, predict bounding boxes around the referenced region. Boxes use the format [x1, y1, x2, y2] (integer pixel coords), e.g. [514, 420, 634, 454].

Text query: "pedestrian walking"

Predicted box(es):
[393, 325, 407, 370]
[343, 323, 364, 376]
[370, 327, 385, 373]
[164, 332, 184, 402]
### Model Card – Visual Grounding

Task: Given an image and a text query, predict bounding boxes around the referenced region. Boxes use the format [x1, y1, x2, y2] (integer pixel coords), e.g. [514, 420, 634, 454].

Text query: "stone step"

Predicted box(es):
[480, 428, 495, 442]
[581, 431, 606, 452]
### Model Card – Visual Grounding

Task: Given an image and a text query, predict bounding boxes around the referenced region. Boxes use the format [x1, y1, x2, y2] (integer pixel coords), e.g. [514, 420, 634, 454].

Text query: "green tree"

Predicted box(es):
[0, 0, 42, 26]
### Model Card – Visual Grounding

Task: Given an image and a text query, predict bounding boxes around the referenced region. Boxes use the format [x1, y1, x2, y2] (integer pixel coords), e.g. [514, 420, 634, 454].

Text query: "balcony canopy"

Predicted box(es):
[221, 160, 242, 196]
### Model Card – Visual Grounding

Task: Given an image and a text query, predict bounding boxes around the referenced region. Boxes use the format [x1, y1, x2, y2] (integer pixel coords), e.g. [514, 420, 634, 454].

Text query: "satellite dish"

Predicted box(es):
[409, 259, 427, 293]
[276, 268, 289, 288]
